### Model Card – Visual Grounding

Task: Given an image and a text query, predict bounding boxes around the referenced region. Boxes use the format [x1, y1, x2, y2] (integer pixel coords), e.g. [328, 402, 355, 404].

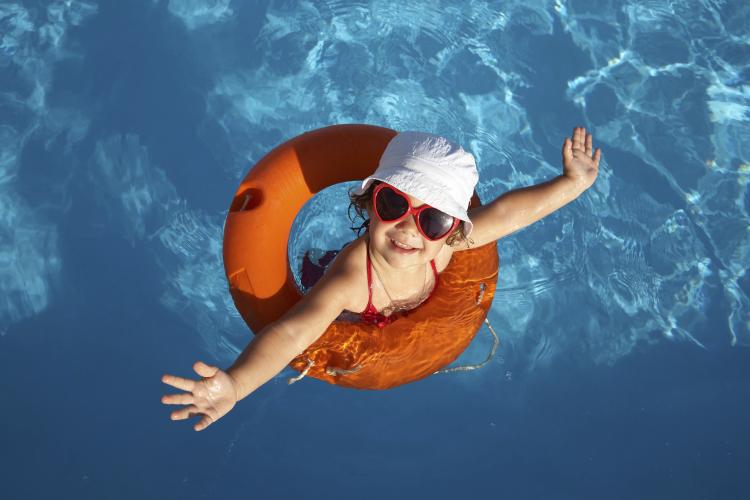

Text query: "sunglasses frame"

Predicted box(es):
[371, 183, 459, 241]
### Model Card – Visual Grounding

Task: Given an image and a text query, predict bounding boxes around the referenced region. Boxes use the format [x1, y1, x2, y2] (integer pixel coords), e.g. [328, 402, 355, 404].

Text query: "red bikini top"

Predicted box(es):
[360, 244, 439, 328]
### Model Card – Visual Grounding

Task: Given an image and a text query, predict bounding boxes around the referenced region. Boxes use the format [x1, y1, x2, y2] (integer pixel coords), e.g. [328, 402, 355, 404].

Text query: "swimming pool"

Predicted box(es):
[1, 0, 748, 498]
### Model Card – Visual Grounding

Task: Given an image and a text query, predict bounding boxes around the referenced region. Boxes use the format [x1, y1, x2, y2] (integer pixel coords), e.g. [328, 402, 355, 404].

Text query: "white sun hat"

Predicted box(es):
[352, 131, 479, 236]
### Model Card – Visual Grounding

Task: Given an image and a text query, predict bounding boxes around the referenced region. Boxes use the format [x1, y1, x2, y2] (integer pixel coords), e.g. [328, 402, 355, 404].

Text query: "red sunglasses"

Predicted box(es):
[371, 183, 459, 241]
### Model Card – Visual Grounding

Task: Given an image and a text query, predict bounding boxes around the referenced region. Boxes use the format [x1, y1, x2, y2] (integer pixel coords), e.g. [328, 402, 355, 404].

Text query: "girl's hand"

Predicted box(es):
[161, 361, 238, 432]
[562, 126, 601, 192]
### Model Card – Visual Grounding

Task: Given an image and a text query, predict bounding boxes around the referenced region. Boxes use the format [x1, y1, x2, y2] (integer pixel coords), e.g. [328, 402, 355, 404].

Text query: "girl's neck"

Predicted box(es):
[366, 235, 426, 284]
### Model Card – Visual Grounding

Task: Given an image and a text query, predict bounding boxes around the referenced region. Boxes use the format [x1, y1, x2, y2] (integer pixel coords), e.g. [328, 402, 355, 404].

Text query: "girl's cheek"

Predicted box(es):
[427, 240, 447, 257]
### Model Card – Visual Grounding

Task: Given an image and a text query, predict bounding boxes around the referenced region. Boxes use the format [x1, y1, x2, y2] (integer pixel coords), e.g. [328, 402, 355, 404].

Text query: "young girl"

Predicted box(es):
[161, 127, 601, 432]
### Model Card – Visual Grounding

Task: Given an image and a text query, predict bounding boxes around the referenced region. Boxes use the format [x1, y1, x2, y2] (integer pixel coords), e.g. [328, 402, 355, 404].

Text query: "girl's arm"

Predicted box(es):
[226, 255, 352, 400]
[161, 246, 354, 431]
[455, 127, 601, 250]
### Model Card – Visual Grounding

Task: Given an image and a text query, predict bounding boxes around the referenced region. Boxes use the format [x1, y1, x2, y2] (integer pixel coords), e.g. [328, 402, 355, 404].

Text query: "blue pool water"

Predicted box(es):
[1, 0, 748, 498]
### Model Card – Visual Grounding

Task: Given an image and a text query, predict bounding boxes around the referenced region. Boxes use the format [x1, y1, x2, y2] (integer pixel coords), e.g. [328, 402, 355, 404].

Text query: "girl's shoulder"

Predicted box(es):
[326, 236, 369, 311]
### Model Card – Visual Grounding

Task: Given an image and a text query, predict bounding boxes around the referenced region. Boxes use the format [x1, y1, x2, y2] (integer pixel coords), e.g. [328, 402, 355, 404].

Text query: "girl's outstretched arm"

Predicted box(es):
[225, 257, 351, 401]
[455, 126, 601, 250]
[161, 248, 354, 431]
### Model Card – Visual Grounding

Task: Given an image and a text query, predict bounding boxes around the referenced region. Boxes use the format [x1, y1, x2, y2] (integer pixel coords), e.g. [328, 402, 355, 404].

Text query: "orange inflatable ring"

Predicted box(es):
[223, 124, 499, 390]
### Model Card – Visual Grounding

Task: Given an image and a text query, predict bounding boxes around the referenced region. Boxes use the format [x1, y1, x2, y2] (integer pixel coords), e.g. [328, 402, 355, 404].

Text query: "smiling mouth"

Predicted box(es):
[391, 238, 420, 251]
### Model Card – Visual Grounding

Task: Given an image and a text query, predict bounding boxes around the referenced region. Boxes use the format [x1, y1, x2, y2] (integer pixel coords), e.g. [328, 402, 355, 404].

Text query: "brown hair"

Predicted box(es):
[347, 180, 474, 249]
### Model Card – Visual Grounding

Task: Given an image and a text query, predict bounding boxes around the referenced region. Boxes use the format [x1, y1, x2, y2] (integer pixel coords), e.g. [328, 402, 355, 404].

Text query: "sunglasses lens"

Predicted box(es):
[419, 208, 455, 240]
[376, 187, 409, 221]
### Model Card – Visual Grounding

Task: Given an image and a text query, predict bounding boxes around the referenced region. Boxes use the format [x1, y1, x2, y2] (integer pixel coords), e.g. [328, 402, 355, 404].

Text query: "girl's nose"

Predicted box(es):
[395, 214, 420, 235]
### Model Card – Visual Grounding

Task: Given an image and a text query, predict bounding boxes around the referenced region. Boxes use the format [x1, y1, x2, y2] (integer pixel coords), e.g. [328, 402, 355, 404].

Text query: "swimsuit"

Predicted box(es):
[360, 243, 439, 328]
[300, 241, 440, 328]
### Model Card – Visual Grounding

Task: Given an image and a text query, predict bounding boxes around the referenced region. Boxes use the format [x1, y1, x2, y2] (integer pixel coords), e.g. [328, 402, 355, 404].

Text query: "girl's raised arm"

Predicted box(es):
[454, 126, 601, 250]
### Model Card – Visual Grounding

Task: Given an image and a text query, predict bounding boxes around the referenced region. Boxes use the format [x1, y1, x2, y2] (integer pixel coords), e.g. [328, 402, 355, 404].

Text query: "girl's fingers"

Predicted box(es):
[594, 148, 602, 165]
[193, 361, 219, 378]
[562, 137, 573, 162]
[161, 393, 195, 406]
[194, 414, 215, 432]
[572, 127, 586, 151]
[171, 405, 200, 421]
[161, 374, 196, 392]
[586, 132, 593, 156]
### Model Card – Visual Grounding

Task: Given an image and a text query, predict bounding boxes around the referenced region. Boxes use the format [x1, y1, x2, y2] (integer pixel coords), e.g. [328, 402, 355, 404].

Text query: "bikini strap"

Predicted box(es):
[365, 244, 374, 304]
[429, 259, 439, 295]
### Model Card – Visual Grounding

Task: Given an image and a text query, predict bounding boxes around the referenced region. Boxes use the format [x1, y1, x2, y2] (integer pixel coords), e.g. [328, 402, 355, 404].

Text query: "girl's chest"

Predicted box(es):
[346, 244, 454, 315]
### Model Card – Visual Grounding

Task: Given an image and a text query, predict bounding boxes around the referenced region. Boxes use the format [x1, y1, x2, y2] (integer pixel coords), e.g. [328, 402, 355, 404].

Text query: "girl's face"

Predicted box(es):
[367, 191, 449, 269]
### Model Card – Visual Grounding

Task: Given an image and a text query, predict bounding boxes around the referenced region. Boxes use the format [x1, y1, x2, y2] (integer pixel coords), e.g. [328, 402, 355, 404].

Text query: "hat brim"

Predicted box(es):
[351, 176, 379, 196]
